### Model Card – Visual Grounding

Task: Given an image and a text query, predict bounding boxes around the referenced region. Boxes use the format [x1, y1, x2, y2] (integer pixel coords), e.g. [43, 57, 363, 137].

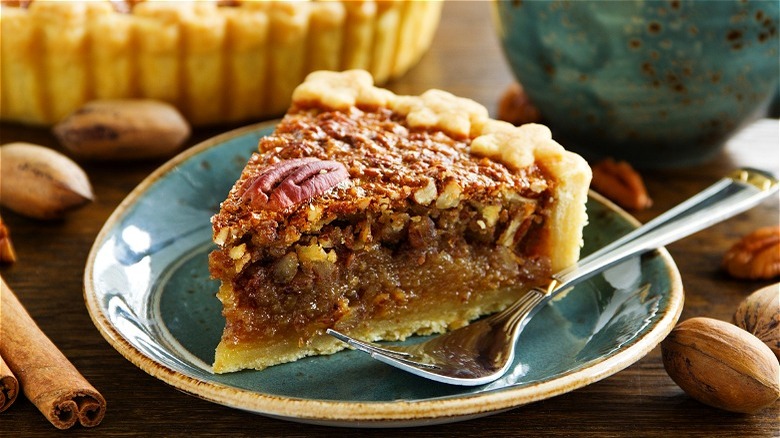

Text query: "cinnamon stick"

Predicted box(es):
[0, 355, 19, 412]
[0, 277, 106, 429]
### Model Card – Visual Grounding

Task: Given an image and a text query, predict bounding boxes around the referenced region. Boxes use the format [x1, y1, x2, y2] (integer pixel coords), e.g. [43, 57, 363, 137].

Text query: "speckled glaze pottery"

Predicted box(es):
[494, 0, 779, 168]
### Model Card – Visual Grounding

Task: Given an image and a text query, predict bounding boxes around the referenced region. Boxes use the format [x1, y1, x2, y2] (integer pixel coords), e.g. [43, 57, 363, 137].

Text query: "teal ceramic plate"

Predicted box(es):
[84, 121, 684, 427]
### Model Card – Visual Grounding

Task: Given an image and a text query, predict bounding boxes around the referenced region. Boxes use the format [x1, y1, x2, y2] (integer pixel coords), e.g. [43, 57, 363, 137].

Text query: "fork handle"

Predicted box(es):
[553, 168, 778, 291]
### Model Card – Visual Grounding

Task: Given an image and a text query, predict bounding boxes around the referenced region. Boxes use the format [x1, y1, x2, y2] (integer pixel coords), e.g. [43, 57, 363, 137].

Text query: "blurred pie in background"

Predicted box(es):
[0, 0, 442, 126]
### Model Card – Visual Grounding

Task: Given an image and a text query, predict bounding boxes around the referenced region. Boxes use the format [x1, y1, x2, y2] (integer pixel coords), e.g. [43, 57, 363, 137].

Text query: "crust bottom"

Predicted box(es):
[214, 284, 521, 374]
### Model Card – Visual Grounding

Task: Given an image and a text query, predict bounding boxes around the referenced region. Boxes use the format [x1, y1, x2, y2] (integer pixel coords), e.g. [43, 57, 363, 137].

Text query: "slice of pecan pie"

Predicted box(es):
[209, 70, 592, 373]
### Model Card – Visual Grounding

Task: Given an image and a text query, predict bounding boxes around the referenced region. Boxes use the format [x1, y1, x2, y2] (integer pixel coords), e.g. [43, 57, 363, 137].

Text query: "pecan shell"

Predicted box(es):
[733, 283, 780, 360]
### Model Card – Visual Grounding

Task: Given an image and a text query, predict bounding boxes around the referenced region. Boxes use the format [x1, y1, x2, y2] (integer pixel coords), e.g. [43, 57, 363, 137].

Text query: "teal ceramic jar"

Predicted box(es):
[494, 0, 779, 167]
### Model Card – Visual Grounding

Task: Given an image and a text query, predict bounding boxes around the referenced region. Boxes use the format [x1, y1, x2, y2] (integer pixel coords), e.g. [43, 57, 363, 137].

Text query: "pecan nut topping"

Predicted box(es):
[239, 158, 349, 212]
[590, 157, 652, 211]
[497, 82, 541, 127]
[722, 226, 780, 280]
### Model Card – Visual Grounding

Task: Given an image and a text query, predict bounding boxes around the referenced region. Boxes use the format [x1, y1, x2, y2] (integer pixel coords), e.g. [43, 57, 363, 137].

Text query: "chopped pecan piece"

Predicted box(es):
[591, 158, 652, 211]
[722, 226, 780, 280]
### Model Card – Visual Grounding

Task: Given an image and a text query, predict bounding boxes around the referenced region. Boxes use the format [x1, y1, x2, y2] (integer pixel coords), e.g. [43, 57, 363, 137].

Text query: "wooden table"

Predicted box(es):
[1, 2, 778, 436]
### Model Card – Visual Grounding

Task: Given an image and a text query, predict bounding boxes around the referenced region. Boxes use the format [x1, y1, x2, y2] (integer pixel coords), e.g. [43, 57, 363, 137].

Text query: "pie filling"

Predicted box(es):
[213, 190, 552, 347]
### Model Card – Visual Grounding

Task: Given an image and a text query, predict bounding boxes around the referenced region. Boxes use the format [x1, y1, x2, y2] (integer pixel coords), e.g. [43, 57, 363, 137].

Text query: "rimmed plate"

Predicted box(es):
[84, 121, 684, 427]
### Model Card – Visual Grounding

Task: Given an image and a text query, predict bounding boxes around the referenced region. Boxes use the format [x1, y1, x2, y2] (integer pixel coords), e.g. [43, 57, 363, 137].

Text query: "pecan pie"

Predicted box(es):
[0, 0, 441, 126]
[209, 70, 592, 373]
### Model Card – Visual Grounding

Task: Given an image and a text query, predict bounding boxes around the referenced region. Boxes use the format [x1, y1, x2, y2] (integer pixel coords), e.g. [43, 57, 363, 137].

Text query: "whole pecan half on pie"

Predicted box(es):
[239, 158, 349, 212]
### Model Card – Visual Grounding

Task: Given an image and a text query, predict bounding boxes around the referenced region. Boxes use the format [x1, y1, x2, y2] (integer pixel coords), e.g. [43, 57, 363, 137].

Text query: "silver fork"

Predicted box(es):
[327, 168, 778, 386]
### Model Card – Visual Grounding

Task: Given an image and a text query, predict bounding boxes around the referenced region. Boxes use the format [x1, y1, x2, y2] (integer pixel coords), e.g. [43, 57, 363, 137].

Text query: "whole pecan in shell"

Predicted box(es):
[239, 158, 349, 212]
[733, 283, 780, 360]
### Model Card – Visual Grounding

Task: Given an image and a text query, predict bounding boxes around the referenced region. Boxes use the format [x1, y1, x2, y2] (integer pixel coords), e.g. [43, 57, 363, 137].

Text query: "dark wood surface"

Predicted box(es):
[1, 2, 778, 436]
